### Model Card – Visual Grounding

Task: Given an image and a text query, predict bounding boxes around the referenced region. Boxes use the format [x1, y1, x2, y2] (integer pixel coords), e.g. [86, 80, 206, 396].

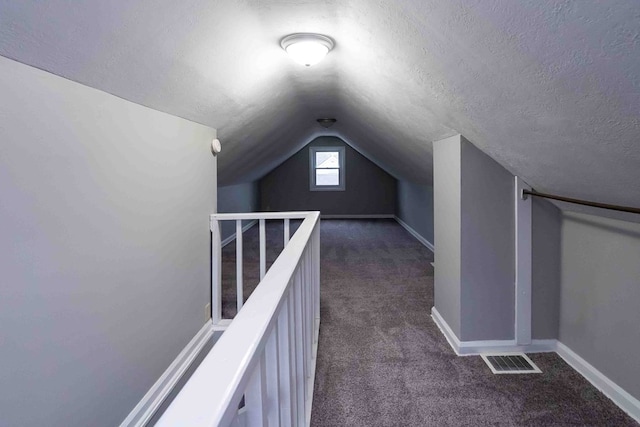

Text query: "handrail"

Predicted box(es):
[156, 211, 321, 427]
[211, 211, 310, 220]
[522, 189, 640, 215]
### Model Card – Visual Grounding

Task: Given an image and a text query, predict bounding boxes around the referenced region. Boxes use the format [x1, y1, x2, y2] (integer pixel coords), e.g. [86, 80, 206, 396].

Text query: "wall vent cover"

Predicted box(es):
[481, 353, 541, 374]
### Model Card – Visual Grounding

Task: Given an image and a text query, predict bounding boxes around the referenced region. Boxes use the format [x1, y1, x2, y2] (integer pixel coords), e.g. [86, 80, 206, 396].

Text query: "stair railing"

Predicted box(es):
[156, 211, 321, 427]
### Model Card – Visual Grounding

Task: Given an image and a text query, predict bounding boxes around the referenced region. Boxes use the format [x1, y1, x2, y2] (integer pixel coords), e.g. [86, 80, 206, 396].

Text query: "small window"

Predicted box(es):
[309, 146, 345, 191]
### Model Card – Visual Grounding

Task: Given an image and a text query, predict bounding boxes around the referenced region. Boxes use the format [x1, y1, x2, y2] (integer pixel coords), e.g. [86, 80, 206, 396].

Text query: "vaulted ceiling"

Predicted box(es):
[1, 1, 639, 206]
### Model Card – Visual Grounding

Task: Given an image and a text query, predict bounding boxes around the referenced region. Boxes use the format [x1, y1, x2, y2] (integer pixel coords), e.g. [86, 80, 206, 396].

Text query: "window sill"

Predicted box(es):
[310, 186, 346, 192]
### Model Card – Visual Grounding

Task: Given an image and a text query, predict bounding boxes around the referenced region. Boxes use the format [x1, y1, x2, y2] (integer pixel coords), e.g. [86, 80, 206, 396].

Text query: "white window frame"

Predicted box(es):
[309, 146, 346, 191]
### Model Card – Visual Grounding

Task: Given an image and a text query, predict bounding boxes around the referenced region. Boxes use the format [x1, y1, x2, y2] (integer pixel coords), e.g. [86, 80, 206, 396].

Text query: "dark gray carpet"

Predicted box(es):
[221, 219, 301, 319]
[223, 219, 637, 426]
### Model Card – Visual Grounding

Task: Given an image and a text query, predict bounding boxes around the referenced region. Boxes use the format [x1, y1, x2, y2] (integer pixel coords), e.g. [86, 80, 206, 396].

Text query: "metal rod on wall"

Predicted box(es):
[522, 189, 640, 215]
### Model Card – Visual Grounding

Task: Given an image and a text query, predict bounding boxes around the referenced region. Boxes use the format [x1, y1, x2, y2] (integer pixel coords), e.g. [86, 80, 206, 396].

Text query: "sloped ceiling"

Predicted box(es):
[1, 1, 639, 206]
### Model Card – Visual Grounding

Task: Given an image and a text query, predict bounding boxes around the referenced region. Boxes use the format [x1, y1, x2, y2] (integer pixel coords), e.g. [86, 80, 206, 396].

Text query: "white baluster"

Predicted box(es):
[305, 250, 313, 377]
[264, 327, 281, 426]
[277, 295, 294, 427]
[232, 409, 246, 427]
[287, 291, 299, 426]
[300, 260, 310, 381]
[260, 219, 266, 280]
[236, 220, 244, 312]
[245, 354, 268, 426]
[284, 218, 290, 246]
[293, 276, 306, 425]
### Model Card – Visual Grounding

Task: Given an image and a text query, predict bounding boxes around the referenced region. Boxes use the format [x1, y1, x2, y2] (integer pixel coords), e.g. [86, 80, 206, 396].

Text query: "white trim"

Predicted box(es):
[431, 306, 462, 355]
[514, 176, 532, 345]
[481, 353, 542, 374]
[455, 339, 557, 356]
[309, 146, 346, 191]
[432, 308, 639, 421]
[394, 216, 435, 252]
[119, 321, 214, 427]
[431, 307, 556, 356]
[212, 212, 309, 221]
[321, 214, 394, 219]
[212, 319, 233, 331]
[556, 342, 640, 424]
[220, 219, 258, 248]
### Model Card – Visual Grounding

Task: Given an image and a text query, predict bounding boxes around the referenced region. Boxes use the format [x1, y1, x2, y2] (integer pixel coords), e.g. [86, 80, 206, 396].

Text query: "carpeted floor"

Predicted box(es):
[220, 219, 302, 319]
[223, 219, 637, 426]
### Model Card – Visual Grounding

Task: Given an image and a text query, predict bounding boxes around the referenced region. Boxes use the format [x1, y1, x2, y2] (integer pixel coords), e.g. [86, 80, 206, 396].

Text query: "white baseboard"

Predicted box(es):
[321, 214, 394, 219]
[556, 341, 640, 424]
[394, 216, 435, 252]
[221, 220, 258, 248]
[430, 307, 556, 356]
[431, 307, 639, 421]
[431, 306, 462, 355]
[456, 339, 557, 356]
[119, 321, 214, 427]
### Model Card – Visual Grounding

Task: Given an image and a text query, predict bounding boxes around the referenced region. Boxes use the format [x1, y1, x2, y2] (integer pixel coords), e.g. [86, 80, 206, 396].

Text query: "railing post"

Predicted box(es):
[211, 216, 222, 324]
[236, 219, 244, 312]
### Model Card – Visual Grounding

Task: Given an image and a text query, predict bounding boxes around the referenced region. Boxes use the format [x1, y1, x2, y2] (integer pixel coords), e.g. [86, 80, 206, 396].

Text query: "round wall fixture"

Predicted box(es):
[280, 33, 334, 67]
[211, 138, 222, 155]
[317, 118, 337, 128]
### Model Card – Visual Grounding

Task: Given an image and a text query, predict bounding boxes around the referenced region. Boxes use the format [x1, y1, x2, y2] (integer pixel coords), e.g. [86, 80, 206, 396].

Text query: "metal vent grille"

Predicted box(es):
[481, 353, 542, 374]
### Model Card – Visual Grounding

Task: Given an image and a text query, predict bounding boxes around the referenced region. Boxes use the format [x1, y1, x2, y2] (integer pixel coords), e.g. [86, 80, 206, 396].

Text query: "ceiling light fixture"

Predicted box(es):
[281, 33, 334, 67]
[317, 118, 337, 128]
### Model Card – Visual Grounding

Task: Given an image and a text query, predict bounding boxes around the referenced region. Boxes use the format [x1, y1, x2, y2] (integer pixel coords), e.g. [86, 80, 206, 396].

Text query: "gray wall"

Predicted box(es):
[434, 135, 559, 342]
[531, 198, 561, 339]
[218, 181, 260, 241]
[0, 56, 217, 427]
[560, 212, 640, 400]
[433, 135, 462, 337]
[433, 135, 515, 340]
[260, 136, 396, 215]
[459, 137, 515, 341]
[396, 180, 434, 245]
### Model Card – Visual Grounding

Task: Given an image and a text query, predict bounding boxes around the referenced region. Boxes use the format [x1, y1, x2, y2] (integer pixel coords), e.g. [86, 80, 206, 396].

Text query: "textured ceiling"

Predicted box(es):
[1, 1, 639, 207]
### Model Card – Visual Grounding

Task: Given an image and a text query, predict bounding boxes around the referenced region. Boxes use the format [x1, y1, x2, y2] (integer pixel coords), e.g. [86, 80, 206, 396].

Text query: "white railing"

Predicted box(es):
[156, 211, 321, 427]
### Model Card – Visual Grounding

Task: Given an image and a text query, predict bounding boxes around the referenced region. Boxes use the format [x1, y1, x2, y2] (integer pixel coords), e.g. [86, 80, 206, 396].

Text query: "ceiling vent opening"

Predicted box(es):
[481, 353, 541, 374]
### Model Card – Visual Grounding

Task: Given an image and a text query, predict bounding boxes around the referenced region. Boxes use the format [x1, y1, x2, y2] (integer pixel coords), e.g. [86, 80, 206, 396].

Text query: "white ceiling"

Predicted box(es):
[1, 1, 639, 206]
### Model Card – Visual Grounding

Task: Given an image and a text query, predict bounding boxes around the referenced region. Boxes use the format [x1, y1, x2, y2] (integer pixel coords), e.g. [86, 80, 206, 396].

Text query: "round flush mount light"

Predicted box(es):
[281, 33, 334, 67]
[317, 118, 337, 128]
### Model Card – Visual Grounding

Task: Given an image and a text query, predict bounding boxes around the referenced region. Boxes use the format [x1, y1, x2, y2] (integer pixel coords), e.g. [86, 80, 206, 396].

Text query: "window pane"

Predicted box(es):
[316, 169, 339, 186]
[316, 151, 340, 169]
